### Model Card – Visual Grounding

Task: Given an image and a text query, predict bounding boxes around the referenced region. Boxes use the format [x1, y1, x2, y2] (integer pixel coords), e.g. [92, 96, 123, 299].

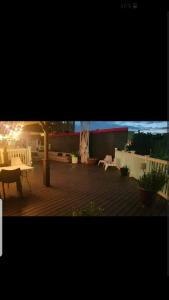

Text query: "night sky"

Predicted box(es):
[75, 121, 168, 134]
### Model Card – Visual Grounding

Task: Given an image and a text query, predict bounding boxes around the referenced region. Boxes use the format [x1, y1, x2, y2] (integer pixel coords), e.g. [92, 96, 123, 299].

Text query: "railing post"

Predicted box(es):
[3, 147, 9, 165]
[27, 146, 32, 166]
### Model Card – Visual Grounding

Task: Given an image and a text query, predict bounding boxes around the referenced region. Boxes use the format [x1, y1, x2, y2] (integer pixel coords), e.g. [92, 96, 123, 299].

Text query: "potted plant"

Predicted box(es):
[120, 165, 129, 176]
[71, 152, 78, 164]
[138, 169, 168, 206]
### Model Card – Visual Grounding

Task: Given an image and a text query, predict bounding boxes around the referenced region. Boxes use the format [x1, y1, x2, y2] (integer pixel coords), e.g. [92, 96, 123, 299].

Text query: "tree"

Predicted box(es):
[48, 121, 75, 132]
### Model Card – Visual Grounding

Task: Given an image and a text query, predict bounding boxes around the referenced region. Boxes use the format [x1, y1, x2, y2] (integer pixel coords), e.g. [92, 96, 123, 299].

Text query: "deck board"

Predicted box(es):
[1, 161, 168, 216]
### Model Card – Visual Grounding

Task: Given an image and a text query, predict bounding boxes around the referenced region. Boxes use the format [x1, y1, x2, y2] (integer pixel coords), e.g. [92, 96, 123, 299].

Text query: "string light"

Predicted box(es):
[0, 121, 24, 142]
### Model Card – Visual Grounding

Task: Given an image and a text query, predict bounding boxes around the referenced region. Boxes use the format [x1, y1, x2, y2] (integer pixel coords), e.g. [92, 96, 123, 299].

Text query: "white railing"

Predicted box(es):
[114, 148, 169, 200]
[0, 147, 32, 166]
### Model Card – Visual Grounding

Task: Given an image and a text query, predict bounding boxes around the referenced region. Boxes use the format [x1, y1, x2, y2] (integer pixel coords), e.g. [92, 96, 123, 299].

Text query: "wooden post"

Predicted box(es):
[27, 146, 32, 166]
[3, 146, 9, 165]
[43, 122, 50, 187]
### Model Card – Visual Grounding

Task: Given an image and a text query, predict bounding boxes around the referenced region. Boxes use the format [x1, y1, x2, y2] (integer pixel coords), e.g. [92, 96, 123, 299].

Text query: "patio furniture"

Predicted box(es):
[98, 155, 112, 167]
[0, 164, 34, 192]
[11, 157, 32, 190]
[98, 155, 116, 171]
[0, 168, 23, 200]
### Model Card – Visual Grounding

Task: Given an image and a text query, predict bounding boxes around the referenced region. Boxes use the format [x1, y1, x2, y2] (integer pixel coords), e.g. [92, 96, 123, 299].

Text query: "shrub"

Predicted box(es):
[72, 201, 104, 216]
[138, 168, 168, 193]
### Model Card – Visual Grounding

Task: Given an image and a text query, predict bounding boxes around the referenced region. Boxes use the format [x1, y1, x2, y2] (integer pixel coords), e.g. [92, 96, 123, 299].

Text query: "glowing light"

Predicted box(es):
[0, 122, 23, 141]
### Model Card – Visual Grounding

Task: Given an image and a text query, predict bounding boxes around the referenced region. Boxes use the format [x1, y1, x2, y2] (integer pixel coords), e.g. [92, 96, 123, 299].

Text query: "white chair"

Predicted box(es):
[104, 160, 116, 171]
[98, 155, 116, 171]
[98, 155, 112, 167]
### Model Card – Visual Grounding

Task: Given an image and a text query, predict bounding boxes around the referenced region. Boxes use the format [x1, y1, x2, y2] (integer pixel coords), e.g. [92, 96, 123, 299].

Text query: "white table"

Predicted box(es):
[0, 165, 33, 172]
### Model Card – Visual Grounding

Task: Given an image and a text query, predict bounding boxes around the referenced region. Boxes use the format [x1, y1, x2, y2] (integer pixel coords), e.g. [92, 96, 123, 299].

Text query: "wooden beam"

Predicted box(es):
[43, 127, 50, 186]
[39, 121, 50, 187]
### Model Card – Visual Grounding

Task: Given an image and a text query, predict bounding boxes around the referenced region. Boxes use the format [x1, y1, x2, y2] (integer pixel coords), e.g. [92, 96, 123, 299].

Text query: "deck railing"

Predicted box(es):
[0, 147, 32, 166]
[114, 148, 169, 200]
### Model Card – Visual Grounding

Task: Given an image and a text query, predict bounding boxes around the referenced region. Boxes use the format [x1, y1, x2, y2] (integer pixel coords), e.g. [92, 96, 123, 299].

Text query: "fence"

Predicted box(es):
[114, 148, 169, 200]
[0, 147, 32, 166]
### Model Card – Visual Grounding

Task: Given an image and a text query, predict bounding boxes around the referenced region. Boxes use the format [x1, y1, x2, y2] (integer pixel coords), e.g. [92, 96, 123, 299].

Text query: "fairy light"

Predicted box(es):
[0, 121, 23, 142]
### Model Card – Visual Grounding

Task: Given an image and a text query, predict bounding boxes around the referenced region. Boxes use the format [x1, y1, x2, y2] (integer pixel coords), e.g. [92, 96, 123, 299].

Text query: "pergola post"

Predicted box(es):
[41, 122, 50, 187]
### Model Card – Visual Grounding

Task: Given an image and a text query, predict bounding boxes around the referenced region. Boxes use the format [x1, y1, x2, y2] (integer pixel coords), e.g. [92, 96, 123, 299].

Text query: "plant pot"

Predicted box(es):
[120, 168, 129, 176]
[72, 156, 78, 164]
[139, 188, 155, 206]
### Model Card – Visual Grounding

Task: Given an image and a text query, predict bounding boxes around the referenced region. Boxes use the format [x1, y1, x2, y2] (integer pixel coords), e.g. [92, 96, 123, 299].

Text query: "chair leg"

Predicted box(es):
[105, 164, 108, 171]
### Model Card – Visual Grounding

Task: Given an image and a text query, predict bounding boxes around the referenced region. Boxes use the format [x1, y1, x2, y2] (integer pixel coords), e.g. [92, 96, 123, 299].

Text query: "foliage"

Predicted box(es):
[124, 143, 134, 152]
[138, 168, 168, 193]
[121, 165, 129, 171]
[120, 165, 129, 176]
[71, 151, 79, 157]
[47, 121, 75, 133]
[129, 132, 169, 160]
[72, 201, 104, 216]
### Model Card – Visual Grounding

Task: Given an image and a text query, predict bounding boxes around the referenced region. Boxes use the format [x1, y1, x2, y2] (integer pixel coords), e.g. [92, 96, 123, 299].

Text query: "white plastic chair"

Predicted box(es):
[98, 155, 116, 171]
[98, 155, 112, 167]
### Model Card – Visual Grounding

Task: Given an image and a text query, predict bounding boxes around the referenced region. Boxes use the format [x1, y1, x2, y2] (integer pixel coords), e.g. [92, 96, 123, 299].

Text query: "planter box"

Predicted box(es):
[87, 158, 98, 165]
[139, 188, 155, 206]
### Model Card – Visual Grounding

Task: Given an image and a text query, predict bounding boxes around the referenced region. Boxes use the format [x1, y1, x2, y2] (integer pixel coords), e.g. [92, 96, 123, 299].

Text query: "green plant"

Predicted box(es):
[71, 151, 79, 157]
[72, 201, 104, 216]
[71, 152, 77, 157]
[138, 168, 168, 193]
[121, 165, 129, 171]
[124, 143, 134, 152]
[120, 165, 129, 176]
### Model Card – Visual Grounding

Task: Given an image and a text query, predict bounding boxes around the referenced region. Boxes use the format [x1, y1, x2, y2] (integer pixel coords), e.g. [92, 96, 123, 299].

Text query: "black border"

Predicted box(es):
[1, 2, 167, 121]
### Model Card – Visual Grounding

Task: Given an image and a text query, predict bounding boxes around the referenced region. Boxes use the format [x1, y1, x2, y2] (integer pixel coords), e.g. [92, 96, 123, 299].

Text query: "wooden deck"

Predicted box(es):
[2, 161, 168, 216]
